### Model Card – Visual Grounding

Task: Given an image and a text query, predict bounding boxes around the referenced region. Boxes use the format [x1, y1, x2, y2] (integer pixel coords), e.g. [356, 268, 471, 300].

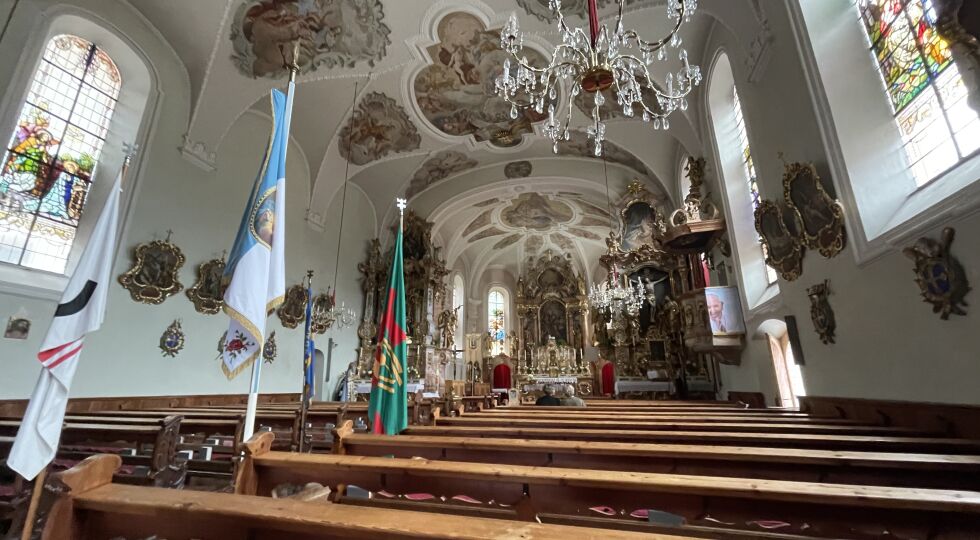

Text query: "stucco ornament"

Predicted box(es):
[159, 319, 185, 357]
[230, 0, 391, 78]
[406, 150, 478, 198]
[338, 92, 420, 165]
[903, 227, 971, 320]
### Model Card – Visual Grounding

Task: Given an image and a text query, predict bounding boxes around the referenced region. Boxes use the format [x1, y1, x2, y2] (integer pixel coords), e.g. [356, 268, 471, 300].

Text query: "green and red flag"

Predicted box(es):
[368, 212, 408, 435]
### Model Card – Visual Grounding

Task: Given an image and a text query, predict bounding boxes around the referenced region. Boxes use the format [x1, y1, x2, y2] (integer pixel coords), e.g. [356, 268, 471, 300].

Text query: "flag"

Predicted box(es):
[220, 85, 293, 379]
[7, 170, 121, 480]
[302, 281, 315, 402]
[368, 217, 408, 435]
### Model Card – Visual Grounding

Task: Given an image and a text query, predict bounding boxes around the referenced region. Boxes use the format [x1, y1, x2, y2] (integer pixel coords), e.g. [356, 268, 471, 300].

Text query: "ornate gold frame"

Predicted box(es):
[118, 238, 185, 304]
[806, 279, 836, 344]
[310, 292, 335, 334]
[277, 284, 308, 329]
[754, 200, 804, 281]
[186, 258, 226, 315]
[782, 162, 846, 258]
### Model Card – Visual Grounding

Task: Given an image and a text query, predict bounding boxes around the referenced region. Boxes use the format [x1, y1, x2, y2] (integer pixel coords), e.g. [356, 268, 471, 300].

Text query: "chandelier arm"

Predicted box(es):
[613, 55, 695, 100]
[506, 46, 587, 75]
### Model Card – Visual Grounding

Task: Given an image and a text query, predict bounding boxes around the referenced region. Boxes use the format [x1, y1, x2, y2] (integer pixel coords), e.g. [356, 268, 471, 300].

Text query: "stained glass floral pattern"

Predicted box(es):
[0, 35, 120, 273]
[488, 290, 506, 356]
[733, 88, 777, 285]
[859, 0, 979, 186]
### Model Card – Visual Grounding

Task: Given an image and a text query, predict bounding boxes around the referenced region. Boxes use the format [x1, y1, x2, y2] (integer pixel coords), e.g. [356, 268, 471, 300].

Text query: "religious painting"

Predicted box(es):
[539, 300, 568, 343]
[338, 92, 420, 166]
[504, 160, 532, 179]
[754, 200, 804, 282]
[903, 227, 971, 319]
[118, 238, 186, 304]
[4, 317, 30, 340]
[186, 258, 226, 315]
[704, 286, 745, 336]
[782, 162, 846, 258]
[621, 201, 657, 252]
[413, 12, 550, 147]
[277, 284, 308, 329]
[230, 0, 391, 78]
[500, 193, 574, 231]
[406, 150, 477, 198]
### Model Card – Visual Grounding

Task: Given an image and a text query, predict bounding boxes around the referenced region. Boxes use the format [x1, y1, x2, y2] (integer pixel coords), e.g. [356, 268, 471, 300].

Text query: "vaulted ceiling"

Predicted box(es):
[128, 0, 770, 280]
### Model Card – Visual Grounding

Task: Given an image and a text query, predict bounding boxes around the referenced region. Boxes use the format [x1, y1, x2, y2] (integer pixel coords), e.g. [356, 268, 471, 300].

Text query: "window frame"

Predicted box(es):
[0, 9, 154, 299]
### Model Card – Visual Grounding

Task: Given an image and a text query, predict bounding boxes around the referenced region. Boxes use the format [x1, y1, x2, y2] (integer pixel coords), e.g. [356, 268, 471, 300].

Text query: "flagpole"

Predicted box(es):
[242, 42, 300, 443]
[299, 269, 314, 452]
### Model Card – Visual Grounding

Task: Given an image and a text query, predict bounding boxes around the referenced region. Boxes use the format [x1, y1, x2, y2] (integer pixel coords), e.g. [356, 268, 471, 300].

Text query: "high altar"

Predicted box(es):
[350, 211, 453, 399]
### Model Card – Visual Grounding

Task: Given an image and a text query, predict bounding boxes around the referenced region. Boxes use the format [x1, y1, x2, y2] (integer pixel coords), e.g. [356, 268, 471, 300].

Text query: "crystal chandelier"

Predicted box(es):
[588, 263, 650, 317]
[314, 289, 356, 331]
[496, 0, 701, 155]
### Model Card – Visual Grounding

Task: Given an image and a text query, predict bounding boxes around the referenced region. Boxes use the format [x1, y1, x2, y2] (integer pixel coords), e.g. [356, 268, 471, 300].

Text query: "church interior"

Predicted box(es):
[2, 0, 980, 537]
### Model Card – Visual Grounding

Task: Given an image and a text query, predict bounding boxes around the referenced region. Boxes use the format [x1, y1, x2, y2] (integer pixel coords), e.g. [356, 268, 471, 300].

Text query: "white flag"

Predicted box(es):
[7, 171, 121, 480]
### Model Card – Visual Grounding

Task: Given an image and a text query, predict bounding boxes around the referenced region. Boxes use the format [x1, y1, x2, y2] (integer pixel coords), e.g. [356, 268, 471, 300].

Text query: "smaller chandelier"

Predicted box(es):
[588, 262, 653, 317]
[312, 290, 356, 331]
[496, 0, 701, 155]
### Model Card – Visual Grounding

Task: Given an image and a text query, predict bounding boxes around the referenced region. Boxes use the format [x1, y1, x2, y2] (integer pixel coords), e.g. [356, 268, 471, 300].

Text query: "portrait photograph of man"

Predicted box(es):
[704, 286, 745, 335]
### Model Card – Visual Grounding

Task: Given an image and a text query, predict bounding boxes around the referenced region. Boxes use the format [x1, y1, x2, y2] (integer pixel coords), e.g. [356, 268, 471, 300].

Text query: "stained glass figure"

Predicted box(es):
[733, 88, 778, 285]
[487, 289, 506, 356]
[0, 35, 120, 273]
[858, 0, 980, 185]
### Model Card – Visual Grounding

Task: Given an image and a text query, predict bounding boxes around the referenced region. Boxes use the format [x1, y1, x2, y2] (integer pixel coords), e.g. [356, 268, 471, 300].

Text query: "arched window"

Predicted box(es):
[487, 288, 506, 356]
[732, 88, 777, 286]
[452, 274, 465, 349]
[858, 0, 979, 185]
[0, 35, 121, 273]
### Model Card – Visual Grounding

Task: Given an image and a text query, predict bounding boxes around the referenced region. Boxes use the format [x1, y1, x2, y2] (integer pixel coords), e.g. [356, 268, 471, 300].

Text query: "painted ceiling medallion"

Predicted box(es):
[406, 150, 478, 198]
[338, 92, 420, 165]
[414, 12, 551, 147]
[504, 160, 533, 178]
[500, 193, 574, 231]
[230, 0, 391, 79]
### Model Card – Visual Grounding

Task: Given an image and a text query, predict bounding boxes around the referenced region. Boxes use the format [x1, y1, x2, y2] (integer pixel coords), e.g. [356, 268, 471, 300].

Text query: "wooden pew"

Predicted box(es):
[0, 417, 184, 488]
[332, 426, 980, 489]
[430, 414, 928, 436]
[406, 425, 980, 453]
[31, 454, 656, 540]
[480, 406, 813, 416]
[235, 433, 980, 539]
[464, 411, 864, 424]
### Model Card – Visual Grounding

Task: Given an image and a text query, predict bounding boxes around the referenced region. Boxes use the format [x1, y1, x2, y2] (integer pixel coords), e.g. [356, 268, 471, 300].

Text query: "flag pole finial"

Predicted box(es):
[396, 198, 407, 230]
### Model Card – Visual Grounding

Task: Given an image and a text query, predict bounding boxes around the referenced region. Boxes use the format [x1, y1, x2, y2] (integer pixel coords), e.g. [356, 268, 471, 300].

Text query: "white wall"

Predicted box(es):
[0, 0, 372, 399]
[696, 1, 980, 406]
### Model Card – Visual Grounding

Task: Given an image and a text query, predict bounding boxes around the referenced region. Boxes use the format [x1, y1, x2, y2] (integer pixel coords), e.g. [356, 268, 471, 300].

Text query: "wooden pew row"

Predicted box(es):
[406, 425, 980, 453]
[481, 406, 814, 416]
[332, 426, 980, 489]
[464, 411, 866, 425]
[33, 455, 654, 540]
[235, 433, 980, 539]
[431, 414, 928, 436]
[581, 400, 739, 407]
[0, 417, 184, 488]
[0, 392, 300, 418]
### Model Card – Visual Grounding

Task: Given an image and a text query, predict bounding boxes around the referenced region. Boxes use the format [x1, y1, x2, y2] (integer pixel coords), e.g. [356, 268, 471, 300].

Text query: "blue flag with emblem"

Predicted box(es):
[302, 281, 315, 401]
[220, 84, 293, 380]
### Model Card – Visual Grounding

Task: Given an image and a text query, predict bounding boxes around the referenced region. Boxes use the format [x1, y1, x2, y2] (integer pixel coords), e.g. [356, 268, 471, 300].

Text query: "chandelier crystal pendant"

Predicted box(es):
[496, 0, 700, 156]
[588, 260, 652, 317]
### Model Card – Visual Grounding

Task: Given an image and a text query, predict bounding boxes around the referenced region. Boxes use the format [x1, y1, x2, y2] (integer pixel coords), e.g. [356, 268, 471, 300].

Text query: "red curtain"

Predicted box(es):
[493, 363, 512, 389]
[601, 362, 615, 396]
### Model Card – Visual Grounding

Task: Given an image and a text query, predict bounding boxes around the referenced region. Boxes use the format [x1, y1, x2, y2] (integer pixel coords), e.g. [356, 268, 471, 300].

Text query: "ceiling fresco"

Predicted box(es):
[516, 0, 646, 22]
[229, 0, 391, 79]
[500, 193, 575, 230]
[573, 78, 663, 120]
[557, 131, 655, 179]
[567, 227, 602, 240]
[406, 150, 478, 198]
[462, 208, 494, 237]
[493, 234, 522, 249]
[525, 234, 544, 253]
[549, 232, 576, 252]
[468, 227, 507, 242]
[413, 12, 550, 148]
[504, 160, 533, 178]
[338, 91, 420, 165]
[473, 198, 500, 208]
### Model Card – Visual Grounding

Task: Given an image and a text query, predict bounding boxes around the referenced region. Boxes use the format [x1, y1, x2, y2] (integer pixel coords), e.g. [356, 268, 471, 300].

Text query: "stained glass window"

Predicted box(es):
[487, 289, 506, 356]
[859, 0, 980, 185]
[0, 35, 121, 273]
[733, 88, 778, 285]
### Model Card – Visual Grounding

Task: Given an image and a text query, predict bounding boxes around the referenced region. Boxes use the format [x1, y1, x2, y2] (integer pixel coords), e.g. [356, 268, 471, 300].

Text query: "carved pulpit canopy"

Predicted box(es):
[662, 157, 726, 255]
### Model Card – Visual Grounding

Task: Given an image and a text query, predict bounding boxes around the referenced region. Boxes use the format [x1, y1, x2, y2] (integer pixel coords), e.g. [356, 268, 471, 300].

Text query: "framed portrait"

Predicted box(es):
[4, 317, 30, 340]
[755, 200, 805, 281]
[118, 238, 185, 304]
[186, 258, 226, 314]
[704, 286, 745, 336]
[782, 162, 846, 258]
[621, 201, 657, 252]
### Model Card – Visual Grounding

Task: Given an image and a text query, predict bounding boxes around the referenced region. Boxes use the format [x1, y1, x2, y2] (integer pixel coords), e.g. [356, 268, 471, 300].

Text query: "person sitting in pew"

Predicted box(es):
[535, 385, 562, 406]
[561, 385, 586, 407]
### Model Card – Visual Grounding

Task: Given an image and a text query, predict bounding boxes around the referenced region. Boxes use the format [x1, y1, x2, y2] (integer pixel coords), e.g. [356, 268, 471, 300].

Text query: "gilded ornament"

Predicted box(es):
[118, 235, 185, 304]
[754, 200, 804, 281]
[263, 331, 278, 364]
[806, 280, 836, 344]
[186, 257, 226, 314]
[159, 319, 185, 357]
[277, 284, 308, 329]
[782, 162, 846, 258]
[903, 227, 971, 319]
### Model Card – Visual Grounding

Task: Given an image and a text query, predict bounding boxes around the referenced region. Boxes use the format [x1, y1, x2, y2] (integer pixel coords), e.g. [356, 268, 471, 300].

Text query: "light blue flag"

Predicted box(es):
[220, 84, 294, 379]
